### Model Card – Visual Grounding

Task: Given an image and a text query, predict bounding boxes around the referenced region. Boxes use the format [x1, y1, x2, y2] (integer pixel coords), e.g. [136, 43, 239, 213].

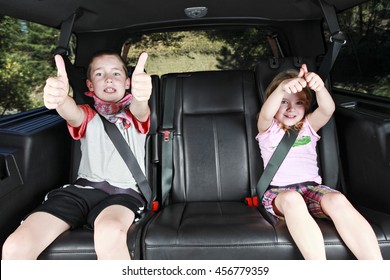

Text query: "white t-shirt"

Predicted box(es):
[68, 104, 150, 193]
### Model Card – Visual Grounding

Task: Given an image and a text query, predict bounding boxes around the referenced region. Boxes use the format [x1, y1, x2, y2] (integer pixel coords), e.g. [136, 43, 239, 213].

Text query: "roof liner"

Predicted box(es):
[0, 0, 368, 33]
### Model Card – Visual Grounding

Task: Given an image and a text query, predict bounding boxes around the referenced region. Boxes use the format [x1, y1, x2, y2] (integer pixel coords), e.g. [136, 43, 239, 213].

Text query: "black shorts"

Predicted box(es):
[31, 184, 146, 229]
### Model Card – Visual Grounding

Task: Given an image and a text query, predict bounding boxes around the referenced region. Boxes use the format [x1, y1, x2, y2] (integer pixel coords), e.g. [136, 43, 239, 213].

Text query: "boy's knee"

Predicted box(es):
[94, 219, 129, 256]
[95, 219, 127, 243]
[2, 234, 27, 259]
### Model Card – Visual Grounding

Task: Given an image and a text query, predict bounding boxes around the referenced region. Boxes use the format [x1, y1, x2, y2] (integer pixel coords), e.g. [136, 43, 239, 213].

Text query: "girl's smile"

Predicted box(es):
[275, 92, 306, 126]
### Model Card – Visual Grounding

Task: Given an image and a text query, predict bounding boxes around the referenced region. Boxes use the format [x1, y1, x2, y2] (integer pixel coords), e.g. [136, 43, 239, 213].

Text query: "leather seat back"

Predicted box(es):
[161, 70, 262, 203]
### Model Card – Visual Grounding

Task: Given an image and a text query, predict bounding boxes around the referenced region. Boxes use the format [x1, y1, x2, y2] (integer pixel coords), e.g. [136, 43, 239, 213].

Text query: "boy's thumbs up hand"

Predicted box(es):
[55, 54, 68, 80]
[131, 52, 152, 102]
[133, 52, 148, 75]
[43, 55, 70, 109]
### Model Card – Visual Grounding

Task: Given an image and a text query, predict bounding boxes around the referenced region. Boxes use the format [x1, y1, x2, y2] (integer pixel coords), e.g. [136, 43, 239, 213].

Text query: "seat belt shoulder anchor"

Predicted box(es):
[330, 31, 346, 45]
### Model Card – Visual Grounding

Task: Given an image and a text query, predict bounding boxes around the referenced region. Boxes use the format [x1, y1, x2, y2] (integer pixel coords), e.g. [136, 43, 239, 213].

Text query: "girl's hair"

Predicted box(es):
[264, 68, 312, 131]
[86, 50, 128, 80]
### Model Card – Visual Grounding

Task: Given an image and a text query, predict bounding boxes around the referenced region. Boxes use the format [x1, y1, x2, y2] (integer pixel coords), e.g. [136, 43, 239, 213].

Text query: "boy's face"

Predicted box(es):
[275, 91, 306, 126]
[86, 54, 130, 103]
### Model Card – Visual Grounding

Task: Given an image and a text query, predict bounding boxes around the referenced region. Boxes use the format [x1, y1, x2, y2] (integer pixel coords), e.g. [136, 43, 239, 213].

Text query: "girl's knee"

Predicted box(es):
[276, 190, 305, 212]
[321, 192, 351, 214]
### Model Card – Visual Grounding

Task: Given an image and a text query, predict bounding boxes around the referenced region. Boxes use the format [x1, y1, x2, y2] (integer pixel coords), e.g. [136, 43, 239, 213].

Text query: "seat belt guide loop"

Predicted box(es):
[330, 31, 346, 45]
[160, 129, 174, 142]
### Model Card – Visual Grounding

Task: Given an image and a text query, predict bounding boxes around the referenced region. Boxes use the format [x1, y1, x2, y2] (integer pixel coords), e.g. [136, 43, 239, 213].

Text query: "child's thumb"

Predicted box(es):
[298, 67, 305, 78]
[55, 55, 68, 79]
[133, 52, 148, 75]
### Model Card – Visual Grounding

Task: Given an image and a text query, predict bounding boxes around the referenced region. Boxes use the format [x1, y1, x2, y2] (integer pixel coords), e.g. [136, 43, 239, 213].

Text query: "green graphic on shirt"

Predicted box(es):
[293, 136, 311, 147]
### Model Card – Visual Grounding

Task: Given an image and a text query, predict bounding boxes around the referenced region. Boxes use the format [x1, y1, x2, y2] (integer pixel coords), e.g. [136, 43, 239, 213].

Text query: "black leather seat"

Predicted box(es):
[143, 62, 390, 259]
[143, 70, 278, 259]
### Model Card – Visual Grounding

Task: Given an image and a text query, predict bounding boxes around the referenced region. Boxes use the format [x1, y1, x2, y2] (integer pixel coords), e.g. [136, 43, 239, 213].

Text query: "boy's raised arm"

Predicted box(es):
[129, 52, 152, 122]
[44, 55, 84, 127]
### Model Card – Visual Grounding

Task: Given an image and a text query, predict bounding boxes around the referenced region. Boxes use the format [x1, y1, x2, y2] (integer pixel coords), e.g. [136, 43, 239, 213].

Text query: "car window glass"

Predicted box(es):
[330, 0, 390, 98]
[124, 27, 274, 76]
[0, 15, 76, 117]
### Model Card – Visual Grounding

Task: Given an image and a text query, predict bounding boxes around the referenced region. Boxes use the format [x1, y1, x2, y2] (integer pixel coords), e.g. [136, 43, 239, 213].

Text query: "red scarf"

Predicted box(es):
[85, 91, 133, 129]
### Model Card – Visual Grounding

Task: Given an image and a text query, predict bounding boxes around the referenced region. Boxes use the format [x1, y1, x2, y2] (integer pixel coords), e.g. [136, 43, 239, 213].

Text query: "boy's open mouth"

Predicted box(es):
[104, 87, 116, 93]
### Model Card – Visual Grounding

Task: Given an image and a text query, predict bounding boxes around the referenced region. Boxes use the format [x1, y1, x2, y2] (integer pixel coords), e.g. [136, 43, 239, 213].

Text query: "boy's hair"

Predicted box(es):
[86, 50, 128, 80]
[264, 68, 312, 131]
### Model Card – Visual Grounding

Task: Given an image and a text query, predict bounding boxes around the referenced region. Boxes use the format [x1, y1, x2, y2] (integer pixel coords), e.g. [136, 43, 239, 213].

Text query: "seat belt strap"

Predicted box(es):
[53, 9, 90, 105]
[267, 32, 284, 59]
[100, 116, 153, 209]
[317, 0, 346, 81]
[54, 9, 82, 56]
[256, 129, 299, 200]
[160, 76, 177, 205]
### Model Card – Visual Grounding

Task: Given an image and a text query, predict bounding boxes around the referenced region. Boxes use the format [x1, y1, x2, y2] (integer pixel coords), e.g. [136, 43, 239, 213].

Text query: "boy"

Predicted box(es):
[2, 51, 152, 260]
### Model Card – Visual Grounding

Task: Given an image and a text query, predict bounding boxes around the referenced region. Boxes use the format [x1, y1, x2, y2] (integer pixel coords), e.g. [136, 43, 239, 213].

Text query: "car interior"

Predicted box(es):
[0, 0, 389, 260]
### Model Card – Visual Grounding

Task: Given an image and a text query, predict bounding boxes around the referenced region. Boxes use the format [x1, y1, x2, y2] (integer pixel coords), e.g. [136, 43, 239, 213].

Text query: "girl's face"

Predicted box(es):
[86, 55, 130, 103]
[275, 91, 306, 126]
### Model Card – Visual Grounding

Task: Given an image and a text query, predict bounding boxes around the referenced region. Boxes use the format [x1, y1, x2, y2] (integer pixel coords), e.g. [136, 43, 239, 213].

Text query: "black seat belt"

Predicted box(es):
[256, 129, 299, 201]
[54, 9, 90, 106]
[317, 0, 346, 81]
[54, 9, 82, 56]
[159, 76, 178, 206]
[100, 116, 153, 209]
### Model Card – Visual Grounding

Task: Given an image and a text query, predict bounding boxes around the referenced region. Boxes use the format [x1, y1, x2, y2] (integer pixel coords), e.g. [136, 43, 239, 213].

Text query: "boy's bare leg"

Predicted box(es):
[2, 212, 70, 259]
[94, 205, 135, 260]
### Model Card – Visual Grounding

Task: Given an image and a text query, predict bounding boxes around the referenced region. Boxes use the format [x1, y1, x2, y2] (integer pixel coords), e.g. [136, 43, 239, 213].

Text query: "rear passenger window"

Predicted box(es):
[123, 27, 273, 76]
[0, 16, 76, 117]
[331, 0, 390, 98]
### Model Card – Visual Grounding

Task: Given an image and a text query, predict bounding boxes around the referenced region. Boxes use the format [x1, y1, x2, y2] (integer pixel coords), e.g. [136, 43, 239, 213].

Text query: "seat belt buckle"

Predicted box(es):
[152, 201, 159, 212]
[245, 195, 259, 207]
[159, 129, 175, 142]
[245, 196, 259, 207]
[245, 197, 253, 207]
[252, 196, 259, 207]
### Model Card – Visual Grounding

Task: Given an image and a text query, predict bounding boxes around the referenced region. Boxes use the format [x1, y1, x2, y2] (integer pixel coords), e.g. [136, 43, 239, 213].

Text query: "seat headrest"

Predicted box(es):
[255, 57, 317, 103]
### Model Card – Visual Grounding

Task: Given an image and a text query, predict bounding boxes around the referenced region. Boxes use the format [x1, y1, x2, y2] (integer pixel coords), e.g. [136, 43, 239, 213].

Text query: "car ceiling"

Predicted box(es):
[0, 0, 367, 33]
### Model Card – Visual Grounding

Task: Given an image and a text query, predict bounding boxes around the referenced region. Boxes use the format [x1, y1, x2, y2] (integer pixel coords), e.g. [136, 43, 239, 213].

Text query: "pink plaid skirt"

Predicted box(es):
[262, 182, 339, 220]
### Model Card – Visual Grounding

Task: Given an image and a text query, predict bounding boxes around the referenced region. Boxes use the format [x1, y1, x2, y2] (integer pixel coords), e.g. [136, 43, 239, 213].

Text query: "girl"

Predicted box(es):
[256, 64, 382, 260]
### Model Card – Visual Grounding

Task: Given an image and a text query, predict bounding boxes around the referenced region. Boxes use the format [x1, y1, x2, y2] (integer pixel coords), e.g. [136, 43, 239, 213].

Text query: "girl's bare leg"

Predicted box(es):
[321, 192, 382, 260]
[275, 190, 326, 259]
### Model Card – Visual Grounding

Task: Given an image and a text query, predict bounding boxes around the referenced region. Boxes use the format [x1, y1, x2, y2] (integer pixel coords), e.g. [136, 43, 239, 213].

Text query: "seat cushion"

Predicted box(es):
[144, 202, 287, 260]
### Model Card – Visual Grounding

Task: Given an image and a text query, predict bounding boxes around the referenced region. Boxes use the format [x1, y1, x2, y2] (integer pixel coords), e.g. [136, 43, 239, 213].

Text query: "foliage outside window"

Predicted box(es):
[124, 28, 273, 77]
[331, 0, 390, 98]
[0, 16, 76, 117]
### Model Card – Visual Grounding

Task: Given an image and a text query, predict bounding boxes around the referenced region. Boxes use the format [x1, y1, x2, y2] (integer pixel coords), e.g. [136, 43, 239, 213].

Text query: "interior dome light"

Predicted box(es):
[184, 7, 208, 18]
